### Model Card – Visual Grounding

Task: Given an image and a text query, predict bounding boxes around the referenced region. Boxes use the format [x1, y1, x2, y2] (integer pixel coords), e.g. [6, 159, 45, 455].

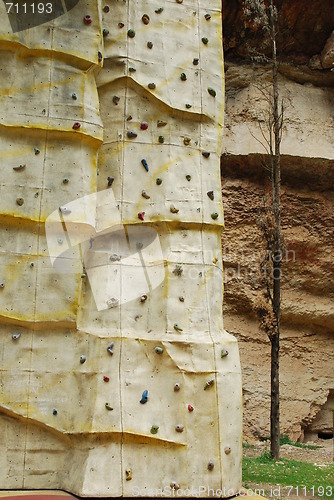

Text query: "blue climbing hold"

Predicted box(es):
[140, 389, 148, 404]
[141, 159, 149, 171]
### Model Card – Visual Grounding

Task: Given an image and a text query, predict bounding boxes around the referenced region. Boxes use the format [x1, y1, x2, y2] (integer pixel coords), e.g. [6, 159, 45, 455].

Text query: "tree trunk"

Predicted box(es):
[270, 0, 281, 460]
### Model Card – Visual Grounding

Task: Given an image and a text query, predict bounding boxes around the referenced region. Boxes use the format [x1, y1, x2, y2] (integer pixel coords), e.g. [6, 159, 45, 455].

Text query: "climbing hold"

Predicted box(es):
[156, 178, 162, 185]
[129, 67, 136, 72]
[207, 191, 214, 200]
[0, 280, 6, 288]
[141, 190, 150, 199]
[205, 13, 211, 20]
[83, 15, 92, 25]
[13, 164, 26, 171]
[208, 460, 214, 471]
[202, 37, 209, 44]
[202, 150, 211, 158]
[221, 349, 229, 358]
[208, 87, 216, 97]
[155, 7, 163, 13]
[103, 376, 110, 382]
[57, 238, 63, 245]
[113, 95, 120, 105]
[173, 324, 183, 332]
[16, 198, 24, 206]
[170, 482, 180, 490]
[184, 137, 191, 145]
[30, 262, 34, 268]
[107, 176, 114, 187]
[12, 333, 21, 340]
[186, 174, 191, 181]
[224, 446, 232, 455]
[150, 425, 159, 434]
[138, 212, 145, 221]
[136, 242, 144, 249]
[158, 135, 164, 143]
[127, 29, 135, 38]
[59, 206, 72, 215]
[107, 342, 114, 355]
[140, 390, 148, 404]
[34, 147, 40, 155]
[141, 159, 149, 171]
[110, 254, 121, 262]
[176, 0, 183, 3]
[103, 28, 109, 37]
[140, 294, 147, 303]
[125, 468, 132, 481]
[147, 41, 153, 49]
[175, 424, 184, 433]
[98, 51, 103, 62]
[174, 383, 181, 392]
[173, 265, 183, 276]
[72, 122, 81, 130]
[179, 296, 184, 302]
[188, 404, 194, 412]
[212, 257, 218, 264]
[80, 355, 86, 364]
[185, 104, 192, 109]
[52, 409, 58, 415]
[118, 22, 124, 28]
[103, 5, 109, 12]
[140, 121, 149, 130]
[170, 204, 179, 214]
[204, 378, 215, 390]
[142, 14, 150, 24]
[154, 346, 164, 354]
[180, 73, 187, 81]
[211, 212, 219, 220]
[157, 120, 167, 127]
[81, 273, 86, 278]
[148, 83, 156, 90]
[127, 131, 138, 139]
[105, 403, 113, 411]
[193, 58, 199, 65]
[63, 178, 69, 184]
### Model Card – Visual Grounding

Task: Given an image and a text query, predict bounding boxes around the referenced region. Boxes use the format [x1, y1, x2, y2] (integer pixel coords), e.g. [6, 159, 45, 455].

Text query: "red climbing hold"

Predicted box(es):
[140, 121, 149, 130]
[72, 122, 81, 130]
[138, 212, 145, 221]
[103, 376, 110, 382]
[188, 404, 194, 412]
[83, 15, 92, 25]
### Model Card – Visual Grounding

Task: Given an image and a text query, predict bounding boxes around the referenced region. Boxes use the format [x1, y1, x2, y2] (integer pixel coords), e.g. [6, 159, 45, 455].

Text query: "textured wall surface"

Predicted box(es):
[221, 58, 334, 441]
[0, 0, 242, 497]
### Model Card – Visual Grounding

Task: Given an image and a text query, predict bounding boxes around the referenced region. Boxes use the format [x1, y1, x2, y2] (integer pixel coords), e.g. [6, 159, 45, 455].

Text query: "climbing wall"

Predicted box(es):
[0, 0, 242, 497]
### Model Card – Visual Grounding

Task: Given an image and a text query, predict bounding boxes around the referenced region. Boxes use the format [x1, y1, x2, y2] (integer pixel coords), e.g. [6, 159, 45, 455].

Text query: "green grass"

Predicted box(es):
[258, 434, 320, 450]
[243, 453, 334, 498]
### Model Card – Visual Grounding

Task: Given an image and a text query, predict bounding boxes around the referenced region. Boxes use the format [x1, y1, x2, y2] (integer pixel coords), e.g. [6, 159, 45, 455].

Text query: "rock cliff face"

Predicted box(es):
[222, 0, 334, 441]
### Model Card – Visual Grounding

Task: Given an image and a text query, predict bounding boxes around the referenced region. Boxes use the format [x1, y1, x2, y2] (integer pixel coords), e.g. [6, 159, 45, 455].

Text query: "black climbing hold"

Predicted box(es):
[180, 73, 187, 81]
[34, 148, 40, 155]
[186, 174, 191, 181]
[208, 87, 216, 97]
[16, 197, 24, 206]
[98, 51, 103, 62]
[193, 58, 199, 65]
[147, 41, 153, 49]
[148, 83, 156, 89]
[205, 13, 211, 20]
[156, 178, 162, 185]
[107, 176, 114, 187]
[103, 5, 109, 12]
[207, 190, 214, 200]
[103, 28, 109, 37]
[202, 151, 210, 158]
[127, 131, 138, 139]
[202, 37, 208, 44]
[155, 7, 164, 13]
[158, 135, 164, 143]
[113, 95, 120, 105]
[185, 104, 192, 109]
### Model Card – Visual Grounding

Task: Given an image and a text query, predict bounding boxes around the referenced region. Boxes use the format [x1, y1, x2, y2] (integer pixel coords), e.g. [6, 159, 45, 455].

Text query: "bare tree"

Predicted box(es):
[243, 0, 284, 460]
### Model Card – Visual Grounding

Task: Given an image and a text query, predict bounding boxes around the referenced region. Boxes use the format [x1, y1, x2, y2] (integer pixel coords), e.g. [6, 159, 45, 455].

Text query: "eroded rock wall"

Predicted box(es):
[221, 1, 334, 441]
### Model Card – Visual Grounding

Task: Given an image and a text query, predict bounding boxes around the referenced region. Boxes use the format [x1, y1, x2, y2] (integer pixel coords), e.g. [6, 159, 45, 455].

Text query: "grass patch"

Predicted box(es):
[280, 434, 320, 450]
[243, 453, 334, 498]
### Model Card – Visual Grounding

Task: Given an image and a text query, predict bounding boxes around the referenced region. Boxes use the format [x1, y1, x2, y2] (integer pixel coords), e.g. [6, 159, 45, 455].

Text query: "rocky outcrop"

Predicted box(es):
[222, 0, 334, 441]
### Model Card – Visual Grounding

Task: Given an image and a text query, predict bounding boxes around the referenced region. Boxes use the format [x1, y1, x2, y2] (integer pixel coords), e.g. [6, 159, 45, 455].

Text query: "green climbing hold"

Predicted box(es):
[174, 324, 183, 332]
[185, 103, 192, 109]
[208, 87, 216, 97]
[156, 178, 162, 185]
[105, 403, 113, 411]
[154, 346, 164, 354]
[202, 37, 209, 44]
[180, 73, 187, 81]
[129, 67, 136, 72]
[34, 148, 40, 155]
[211, 212, 219, 220]
[127, 29, 135, 38]
[150, 425, 159, 434]
[155, 7, 163, 13]
[186, 174, 191, 181]
[103, 28, 109, 37]
[158, 135, 164, 143]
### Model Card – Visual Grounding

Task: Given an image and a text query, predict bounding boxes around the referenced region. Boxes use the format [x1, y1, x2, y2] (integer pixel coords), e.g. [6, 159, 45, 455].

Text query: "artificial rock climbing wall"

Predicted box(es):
[0, 0, 242, 497]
